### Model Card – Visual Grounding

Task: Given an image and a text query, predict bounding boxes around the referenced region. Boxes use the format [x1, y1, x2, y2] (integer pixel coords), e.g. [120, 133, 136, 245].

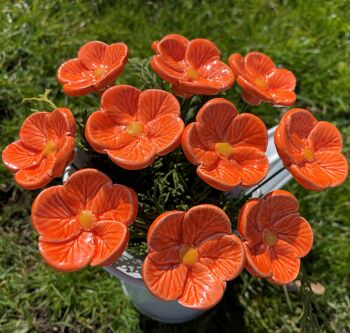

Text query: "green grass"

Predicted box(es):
[1, 0, 350, 332]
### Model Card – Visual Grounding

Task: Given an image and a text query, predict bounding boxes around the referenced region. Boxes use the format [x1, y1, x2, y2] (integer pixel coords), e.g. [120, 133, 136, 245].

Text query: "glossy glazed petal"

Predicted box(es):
[137, 89, 180, 123]
[100, 85, 140, 119]
[178, 262, 225, 310]
[269, 240, 300, 285]
[151, 34, 234, 97]
[39, 232, 94, 272]
[197, 159, 241, 191]
[85, 111, 134, 153]
[142, 255, 187, 301]
[227, 113, 268, 150]
[90, 221, 129, 266]
[244, 52, 275, 78]
[147, 211, 185, 252]
[14, 158, 54, 190]
[63, 169, 111, 211]
[275, 215, 313, 257]
[91, 183, 138, 225]
[2, 141, 41, 172]
[147, 115, 184, 155]
[31, 186, 80, 242]
[19, 112, 48, 150]
[309, 121, 343, 152]
[232, 147, 269, 187]
[182, 204, 232, 246]
[107, 136, 156, 170]
[198, 234, 245, 281]
[185, 39, 220, 68]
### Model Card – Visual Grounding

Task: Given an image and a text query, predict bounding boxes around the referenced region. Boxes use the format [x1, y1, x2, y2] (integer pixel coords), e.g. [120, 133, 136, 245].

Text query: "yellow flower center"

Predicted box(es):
[78, 211, 96, 230]
[94, 65, 107, 79]
[127, 122, 142, 136]
[42, 140, 57, 157]
[304, 147, 314, 162]
[263, 229, 278, 246]
[179, 246, 198, 266]
[215, 142, 234, 158]
[186, 67, 199, 80]
[255, 78, 268, 89]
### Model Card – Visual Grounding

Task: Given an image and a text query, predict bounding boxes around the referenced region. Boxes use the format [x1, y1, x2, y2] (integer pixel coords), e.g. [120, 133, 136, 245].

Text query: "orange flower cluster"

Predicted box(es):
[2, 34, 347, 311]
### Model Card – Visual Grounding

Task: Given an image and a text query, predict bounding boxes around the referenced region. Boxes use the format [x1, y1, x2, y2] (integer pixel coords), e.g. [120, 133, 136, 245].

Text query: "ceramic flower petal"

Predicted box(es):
[31, 186, 80, 242]
[63, 169, 111, 211]
[151, 34, 234, 97]
[142, 254, 188, 301]
[238, 190, 313, 285]
[147, 211, 185, 252]
[57, 41, 128, 96]
[143, 205, 245, 310]
[232, 147, 269, 186]
[185, 39, 220, 69]
[39, 232, 95, 272]
[197, 159, 241, 191]
[14, 158, 55, 190]
[268, 240, 300, 285]
[31, 168, 138, 272]
[198, 234, 245, 281]
[2, 141, 41, 172]
[182, 205, 232, 246]
[227, 113, 268, 150]
[100, 85, 140, 120]
[56, 59, 94, 96]
[181, 123, 218, 167]
[85, 111, 135, 153]
[244, 52, 275, 78]
[229, 51, 296, 106]
[2, 108, 76, 190]
[244, 244, 272, 278]
[275, 215, 313, 257]
[90, 221, 129, 266]
[182, 98, 268, 190]
[275, 108, 348, 191]
[154, 34, 189, 71]
[19, 112, 48, 150]
[91, 183, 138, 225]
[308, 121, 343, 152]
[86, 85, 184, 170]
[107, 136, 156, 170]
[178, 262, 225, 310]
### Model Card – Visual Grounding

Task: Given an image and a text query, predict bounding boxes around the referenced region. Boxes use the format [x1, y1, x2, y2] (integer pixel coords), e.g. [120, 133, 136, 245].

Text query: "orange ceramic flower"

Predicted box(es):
[31, 168, 138, 272]
[238, 190, 313, 285]
[57, 41, 128, 96]
[275, 108, 348, 191]
[142, 204, 245, 310]
[229, 52, 296, 106]
[85, 85, 184, 170]
[2, 108, 76, 190]
[182, 98, 269, 191]
[151, 34, 235, 98]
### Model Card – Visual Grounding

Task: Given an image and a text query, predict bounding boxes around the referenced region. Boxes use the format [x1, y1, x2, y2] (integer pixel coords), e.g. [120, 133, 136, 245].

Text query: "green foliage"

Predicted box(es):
[1, 0, 350, 332]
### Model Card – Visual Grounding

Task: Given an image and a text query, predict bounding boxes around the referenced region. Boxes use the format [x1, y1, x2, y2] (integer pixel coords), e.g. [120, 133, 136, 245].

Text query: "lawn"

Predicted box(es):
[1, 0, 350, 332]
